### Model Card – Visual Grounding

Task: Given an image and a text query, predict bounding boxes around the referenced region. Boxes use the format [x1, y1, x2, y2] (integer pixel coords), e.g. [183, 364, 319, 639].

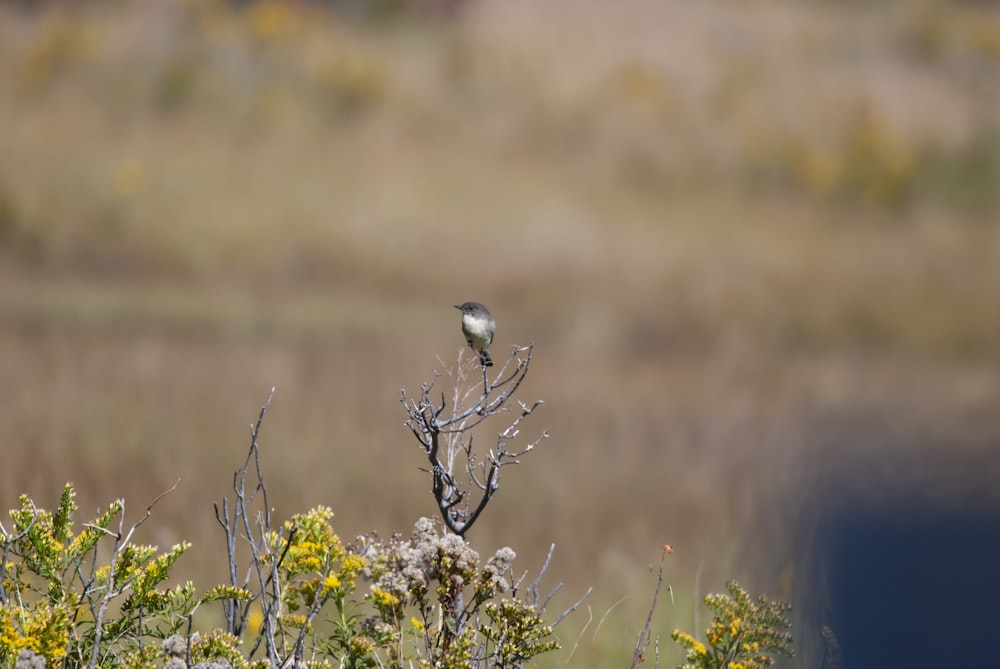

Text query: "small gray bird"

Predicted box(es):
[454, 302, 495, 367]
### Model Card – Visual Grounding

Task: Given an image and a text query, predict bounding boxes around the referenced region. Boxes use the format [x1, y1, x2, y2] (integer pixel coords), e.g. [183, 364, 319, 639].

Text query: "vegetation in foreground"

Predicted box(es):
[2, 351, 794, 669]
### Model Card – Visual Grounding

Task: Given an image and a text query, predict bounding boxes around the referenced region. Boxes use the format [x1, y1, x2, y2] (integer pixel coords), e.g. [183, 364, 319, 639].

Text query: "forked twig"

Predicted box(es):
[213, 388, 283, 667]
[400, 344, 546, 536]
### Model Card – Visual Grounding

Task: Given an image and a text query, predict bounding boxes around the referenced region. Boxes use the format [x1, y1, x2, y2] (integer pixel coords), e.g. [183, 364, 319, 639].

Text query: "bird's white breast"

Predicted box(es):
[462, 314, 493, 341]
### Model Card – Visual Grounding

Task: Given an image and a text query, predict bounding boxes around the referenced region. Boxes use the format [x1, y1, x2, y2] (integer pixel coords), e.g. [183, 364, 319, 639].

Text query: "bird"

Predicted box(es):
[454, 302, 495, 367]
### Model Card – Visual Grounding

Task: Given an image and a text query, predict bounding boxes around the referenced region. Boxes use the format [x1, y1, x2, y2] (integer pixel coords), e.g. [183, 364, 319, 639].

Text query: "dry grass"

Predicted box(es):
[2, 0, 999, 664]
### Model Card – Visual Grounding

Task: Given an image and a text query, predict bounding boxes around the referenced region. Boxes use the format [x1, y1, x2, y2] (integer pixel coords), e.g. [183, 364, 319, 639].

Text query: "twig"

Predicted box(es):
[527, 544, 556, 609]
[557, 605, 593, 668]
[87, 481, 179, 669]
[631, 545, 671, 669]
[213, 388, 280, 665]
[593, 596, 627, 643]
[553, 586, 593, 628]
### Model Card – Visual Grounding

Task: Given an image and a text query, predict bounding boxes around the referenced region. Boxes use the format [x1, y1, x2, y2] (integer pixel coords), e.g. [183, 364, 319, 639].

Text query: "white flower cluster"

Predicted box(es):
[359, 517, 515, 603]
[481, 546, 517, 596]
[15, 649, 47, 669]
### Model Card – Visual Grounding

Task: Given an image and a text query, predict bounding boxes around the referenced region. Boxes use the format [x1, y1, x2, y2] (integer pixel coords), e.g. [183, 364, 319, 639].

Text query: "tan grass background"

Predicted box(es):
[2, 0, 999, 665]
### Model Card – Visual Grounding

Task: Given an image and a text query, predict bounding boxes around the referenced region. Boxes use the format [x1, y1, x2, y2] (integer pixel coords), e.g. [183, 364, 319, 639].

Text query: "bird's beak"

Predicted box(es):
[453, 304, 461, 310]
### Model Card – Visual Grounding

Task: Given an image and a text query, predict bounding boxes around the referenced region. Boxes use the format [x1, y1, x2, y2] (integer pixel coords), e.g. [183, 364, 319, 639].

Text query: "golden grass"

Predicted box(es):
[1, 0, 999, 664]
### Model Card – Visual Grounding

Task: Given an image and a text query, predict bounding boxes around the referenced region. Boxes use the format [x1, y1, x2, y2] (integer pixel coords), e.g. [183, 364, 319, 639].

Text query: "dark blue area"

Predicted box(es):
[824, 505, 1000, 669]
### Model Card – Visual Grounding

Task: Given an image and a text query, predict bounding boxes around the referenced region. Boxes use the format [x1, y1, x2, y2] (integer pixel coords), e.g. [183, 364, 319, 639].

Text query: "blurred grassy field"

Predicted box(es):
[2, 0, 1000, 665]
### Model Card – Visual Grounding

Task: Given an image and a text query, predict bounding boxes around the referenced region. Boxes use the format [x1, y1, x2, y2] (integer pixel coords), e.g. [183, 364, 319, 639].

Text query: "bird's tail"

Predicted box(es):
[478, 350, 494, 367]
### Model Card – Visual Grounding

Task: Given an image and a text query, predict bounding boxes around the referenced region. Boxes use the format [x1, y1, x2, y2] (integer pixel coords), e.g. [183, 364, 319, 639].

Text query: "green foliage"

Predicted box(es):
[0, 485, 204, 669]
[480, 599, 561, 667]
[671, 581, 793, 669]
[2, 489, 558, 669]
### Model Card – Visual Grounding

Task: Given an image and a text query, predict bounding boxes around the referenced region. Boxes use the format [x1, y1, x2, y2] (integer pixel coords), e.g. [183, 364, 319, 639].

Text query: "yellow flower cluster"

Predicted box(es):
[287, 542, 325, 573]
[674, 581, 793, 669]
[0, 603, 70, 667]
[369, 586, 401, 609]
[677, 630, 708, 658]
[338, 554, 366, 586]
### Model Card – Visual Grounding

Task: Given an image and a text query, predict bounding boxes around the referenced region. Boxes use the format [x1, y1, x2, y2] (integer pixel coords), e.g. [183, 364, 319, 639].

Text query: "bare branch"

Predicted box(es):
[214, 388, 282, 666]
[400, 344, 545, 537]
[554, 586, 594, 628]
[631, 545, 671, 669]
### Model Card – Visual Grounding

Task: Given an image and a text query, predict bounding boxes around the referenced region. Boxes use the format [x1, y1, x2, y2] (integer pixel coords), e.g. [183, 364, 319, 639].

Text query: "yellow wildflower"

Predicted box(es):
[322, 575, 341, 593]
[340, 554, 366, 577]
[370, 586, 400, 608]
[730, 618, 742, 635]
[296, 556, 323, 571]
